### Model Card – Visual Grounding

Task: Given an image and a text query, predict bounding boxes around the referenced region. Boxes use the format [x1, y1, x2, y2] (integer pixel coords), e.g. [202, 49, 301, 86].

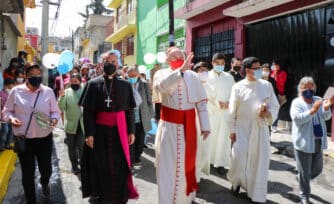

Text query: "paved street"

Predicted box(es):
[3, 127, 334, 204]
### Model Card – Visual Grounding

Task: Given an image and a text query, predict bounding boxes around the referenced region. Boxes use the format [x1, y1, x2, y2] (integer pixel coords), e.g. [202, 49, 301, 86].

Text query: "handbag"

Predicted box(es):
[13, 91, 40, 154]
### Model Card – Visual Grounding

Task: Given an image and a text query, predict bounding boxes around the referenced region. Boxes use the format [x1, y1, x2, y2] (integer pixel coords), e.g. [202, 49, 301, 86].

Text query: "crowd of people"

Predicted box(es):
[0, 47, 333, 204]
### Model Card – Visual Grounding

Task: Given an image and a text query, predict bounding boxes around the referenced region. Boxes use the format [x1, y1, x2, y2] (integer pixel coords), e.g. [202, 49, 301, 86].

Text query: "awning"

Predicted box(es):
[0, 0, 24, 17]
[108, 0, 122, 9]
[105, 24, 136, 43]
[223, 0, 293, 18]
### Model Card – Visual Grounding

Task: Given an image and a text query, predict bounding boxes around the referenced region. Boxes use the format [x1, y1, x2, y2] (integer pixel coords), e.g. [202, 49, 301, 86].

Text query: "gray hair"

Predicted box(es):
[127, 66, 139, 73]
[297, 76, 316, 96]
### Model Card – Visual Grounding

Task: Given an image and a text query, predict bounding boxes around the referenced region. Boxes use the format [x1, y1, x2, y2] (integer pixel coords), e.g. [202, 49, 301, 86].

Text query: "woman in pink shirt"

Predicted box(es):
[3, 64, 60, 204]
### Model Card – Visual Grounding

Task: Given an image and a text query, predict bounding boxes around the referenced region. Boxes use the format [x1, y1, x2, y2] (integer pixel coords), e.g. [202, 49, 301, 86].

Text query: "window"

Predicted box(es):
[116, 6, 121, 23]
[194, 29, 235, 64]
[114, 41, 123, 61]
[126, 35, 134, 56]
[127, 0, 133, 14]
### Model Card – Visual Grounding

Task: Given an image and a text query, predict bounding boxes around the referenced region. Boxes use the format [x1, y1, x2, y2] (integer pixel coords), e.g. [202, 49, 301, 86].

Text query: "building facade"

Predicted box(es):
[84, 14, 111, 63]
[106, 0, 137, 66]
[136, 0, 186, 69]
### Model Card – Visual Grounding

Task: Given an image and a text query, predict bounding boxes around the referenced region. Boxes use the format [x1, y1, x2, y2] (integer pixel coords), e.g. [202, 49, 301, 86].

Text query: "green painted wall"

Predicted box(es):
[137, 0, 186, 69]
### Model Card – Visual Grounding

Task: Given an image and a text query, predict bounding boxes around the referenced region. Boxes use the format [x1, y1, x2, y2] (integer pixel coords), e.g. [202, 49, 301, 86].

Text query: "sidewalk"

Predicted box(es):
[0, 150, 17, 203]
[270, 127, 334, 161]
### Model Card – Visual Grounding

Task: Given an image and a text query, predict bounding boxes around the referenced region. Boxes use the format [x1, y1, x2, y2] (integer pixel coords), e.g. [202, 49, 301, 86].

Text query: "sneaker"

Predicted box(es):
[41, 184, 50, 197]
[271, 126, 278, 133]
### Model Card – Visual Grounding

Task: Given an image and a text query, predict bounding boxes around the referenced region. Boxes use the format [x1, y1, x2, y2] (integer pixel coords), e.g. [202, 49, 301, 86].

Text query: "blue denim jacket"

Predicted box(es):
[290, 96, 331, 153]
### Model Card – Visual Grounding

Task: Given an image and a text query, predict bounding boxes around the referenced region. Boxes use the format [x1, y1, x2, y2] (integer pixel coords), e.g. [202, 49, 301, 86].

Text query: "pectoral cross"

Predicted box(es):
[105, 96, 112, 108]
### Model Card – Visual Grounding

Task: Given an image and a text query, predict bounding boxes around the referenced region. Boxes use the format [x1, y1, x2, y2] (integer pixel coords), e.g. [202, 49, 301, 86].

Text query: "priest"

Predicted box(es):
[154, 47, 210, 204]
[79, 62, 139, 203]
[227, 57, 279, 203]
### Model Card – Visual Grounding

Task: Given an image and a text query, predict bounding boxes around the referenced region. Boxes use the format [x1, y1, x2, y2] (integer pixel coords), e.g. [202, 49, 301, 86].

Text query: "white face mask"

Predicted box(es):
[198, 71, 209, 82]
[262, 71, 270, 77]
[16, 77, 24, 83]
[5, 88, 11, 94]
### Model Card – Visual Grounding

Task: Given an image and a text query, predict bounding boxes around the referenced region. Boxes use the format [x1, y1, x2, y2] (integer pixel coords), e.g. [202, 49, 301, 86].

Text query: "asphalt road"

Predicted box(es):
[3, 128, 334, 204]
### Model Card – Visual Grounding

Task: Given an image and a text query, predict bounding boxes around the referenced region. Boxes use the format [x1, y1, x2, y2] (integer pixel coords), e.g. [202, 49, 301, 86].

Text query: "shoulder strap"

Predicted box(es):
[24, 91, 41, 136]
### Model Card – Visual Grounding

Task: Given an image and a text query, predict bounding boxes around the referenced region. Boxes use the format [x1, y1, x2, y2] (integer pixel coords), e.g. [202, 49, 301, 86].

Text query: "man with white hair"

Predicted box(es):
[154, 47, 210, 204]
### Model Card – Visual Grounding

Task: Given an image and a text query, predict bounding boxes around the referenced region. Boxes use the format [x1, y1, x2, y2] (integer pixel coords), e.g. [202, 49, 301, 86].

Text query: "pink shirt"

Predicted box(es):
[3, 83, 60, 138]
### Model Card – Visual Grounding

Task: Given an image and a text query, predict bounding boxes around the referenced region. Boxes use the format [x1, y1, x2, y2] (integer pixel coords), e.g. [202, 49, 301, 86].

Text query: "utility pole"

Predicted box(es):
[168, 0, 175, 47]
[41, 0, 49, 85]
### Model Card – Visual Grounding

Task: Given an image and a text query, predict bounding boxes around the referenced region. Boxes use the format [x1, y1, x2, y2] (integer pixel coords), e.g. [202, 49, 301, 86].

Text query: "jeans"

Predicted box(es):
[0, 123, 13, 148]
[18, 134, 53, 203]
[294, 139, 323, 199]
[65, 125, 84, 169]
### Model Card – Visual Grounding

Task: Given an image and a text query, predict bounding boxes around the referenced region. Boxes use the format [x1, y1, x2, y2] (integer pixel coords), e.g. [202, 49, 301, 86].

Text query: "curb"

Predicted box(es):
[0, 150, 17, 203]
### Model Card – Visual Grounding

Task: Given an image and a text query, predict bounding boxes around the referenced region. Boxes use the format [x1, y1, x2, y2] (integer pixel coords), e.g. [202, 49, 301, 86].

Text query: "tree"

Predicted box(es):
[78, 0, 113, 25]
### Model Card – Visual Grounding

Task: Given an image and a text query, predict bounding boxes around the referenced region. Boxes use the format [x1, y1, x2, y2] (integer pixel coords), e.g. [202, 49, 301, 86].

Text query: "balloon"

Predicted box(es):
[138, 65, 147, 74]
[144, 53, 156, 65]
[156, 52, 166, 63]
[60, 50, 74, 64]
[57, 62, 71, 74]
[79, 57, 91, 64]
[42, 53, 60, 69]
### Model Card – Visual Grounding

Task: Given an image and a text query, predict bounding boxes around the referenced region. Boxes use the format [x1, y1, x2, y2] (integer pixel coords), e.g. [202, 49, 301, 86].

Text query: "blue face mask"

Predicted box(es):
[302, 89, 315, 99]
[253, 69, 262, 80]
[214, 65, 224, 73]
[128, 77, 138, 84]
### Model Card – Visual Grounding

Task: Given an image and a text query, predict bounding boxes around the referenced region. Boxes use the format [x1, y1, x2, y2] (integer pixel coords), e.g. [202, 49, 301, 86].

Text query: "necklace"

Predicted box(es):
[103, 79, 113, 108]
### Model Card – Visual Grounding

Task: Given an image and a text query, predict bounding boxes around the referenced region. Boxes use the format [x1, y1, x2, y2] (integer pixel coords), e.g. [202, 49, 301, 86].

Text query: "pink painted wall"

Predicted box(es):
[184, 0, 326, 59]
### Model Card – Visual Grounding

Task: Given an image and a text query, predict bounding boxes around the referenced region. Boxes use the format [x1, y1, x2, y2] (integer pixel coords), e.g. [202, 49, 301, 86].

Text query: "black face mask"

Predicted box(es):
[233, 66, 241, 72]
[28, 76, 42, 87]
[71, 84, 80, 91]
[104, 65, 116, 76]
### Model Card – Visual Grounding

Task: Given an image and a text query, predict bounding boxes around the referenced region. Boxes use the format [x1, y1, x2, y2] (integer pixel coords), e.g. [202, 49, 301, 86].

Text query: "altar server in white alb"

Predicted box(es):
[154, 47, 210, 204]
[207, 53, 235, 175]
[227, 57, 279, 203]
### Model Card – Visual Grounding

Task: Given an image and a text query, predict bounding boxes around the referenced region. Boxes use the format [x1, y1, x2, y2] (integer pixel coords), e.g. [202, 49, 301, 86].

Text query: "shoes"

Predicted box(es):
[231, 185, 240, 195]
[133, 158, 142, 166]
[300, 197, 311, 204]
[72, 167, 80, 175]
[217, 167, 227, 175]
[41, 184, 50, 197]
[271, 126, 278, 133]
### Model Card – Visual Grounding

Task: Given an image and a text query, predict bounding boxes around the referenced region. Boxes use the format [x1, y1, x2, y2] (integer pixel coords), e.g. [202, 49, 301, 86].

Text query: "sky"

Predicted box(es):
[26, 0, 111, 37]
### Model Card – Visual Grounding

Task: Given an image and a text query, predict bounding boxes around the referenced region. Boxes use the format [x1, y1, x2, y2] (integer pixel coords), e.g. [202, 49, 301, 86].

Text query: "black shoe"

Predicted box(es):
[72, 166, 80, 175]
[231, 186, 240, 195]
[300, 197, 311, 204]
[41, 184, 50, 197]
[217, 167, 227, 175]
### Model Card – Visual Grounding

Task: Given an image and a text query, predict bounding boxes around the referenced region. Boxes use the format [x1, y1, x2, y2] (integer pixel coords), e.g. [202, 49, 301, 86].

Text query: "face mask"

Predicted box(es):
[302, 89, 315, 99]
[233, 66, 241, 72]
[271, 65, 276, 71]
[5, 88, 11, 94]
[16, 77, 24, 83]
[262, 71, 270, 77]
[104, 65, 116, 75]
[214, 65, 224, 73]
[71, 84, 80, 91]
[28, 76, 42, 87]
[253, 69, 262, 80]
[198, 72, 209, 82]
[169, 59, 184, 70]
[128, 77, 138, 84]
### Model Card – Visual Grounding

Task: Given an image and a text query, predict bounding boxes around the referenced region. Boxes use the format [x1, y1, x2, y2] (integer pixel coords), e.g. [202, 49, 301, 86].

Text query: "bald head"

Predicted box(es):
[166, 47, 184, 63]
